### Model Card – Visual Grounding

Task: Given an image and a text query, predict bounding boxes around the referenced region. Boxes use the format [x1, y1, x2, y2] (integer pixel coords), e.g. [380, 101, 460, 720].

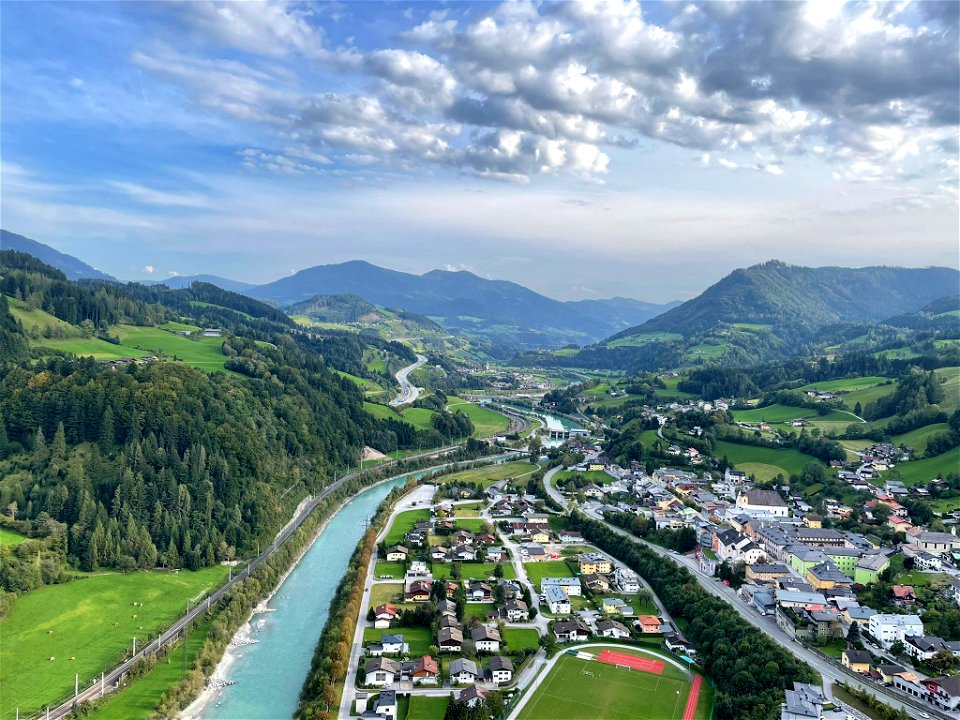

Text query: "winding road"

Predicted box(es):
[390, 354, 427, 406]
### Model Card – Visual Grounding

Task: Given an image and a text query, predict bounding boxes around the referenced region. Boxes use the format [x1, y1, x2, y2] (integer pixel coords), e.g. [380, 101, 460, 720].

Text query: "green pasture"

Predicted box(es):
[712, 440, 820, 480]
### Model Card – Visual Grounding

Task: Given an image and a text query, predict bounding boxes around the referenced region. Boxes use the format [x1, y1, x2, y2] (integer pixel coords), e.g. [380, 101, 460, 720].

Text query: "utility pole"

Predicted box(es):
[182, 600, 190, 678]
[100, 671, 104, 697]
[75, 672, 79, 699]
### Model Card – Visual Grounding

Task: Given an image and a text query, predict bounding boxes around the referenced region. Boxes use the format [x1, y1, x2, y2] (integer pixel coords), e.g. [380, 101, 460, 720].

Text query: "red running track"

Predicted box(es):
[682, 673, 702, 720]
[596, 649, 665, 675]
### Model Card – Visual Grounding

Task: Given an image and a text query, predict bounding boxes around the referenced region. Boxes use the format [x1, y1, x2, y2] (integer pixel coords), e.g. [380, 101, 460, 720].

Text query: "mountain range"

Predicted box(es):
[1, 231, 676, 348]
[1, 229, 116, 282]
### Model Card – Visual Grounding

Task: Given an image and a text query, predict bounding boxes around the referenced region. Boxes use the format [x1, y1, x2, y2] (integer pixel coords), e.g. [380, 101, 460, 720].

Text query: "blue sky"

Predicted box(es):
[1, 0, 957, 301]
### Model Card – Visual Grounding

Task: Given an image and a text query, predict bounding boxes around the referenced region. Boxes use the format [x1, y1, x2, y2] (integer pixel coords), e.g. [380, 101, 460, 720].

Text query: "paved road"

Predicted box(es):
[390, 354, 427, 406]
[30, 444, 477, 720]
[544, 468, 951, 719]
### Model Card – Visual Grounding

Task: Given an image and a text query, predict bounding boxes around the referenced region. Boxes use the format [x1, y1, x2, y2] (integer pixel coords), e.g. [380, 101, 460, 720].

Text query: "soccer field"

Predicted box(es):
[517, 652, 694, 720]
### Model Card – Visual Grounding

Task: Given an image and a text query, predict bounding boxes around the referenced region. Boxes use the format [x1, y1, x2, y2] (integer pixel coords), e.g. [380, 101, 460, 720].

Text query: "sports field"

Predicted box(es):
[516, 648, 703, 720]
[1, 567, 228, 717]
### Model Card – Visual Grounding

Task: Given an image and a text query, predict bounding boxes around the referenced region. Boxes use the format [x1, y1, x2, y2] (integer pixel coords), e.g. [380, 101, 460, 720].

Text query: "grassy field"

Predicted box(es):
[554, 469, 616, 486]
[112, 325, 230, 371]
[462, 602, 496, 622]
[432, 562, 516, 580]
[383, 509, 431, 547]
[524, 561, 577, 586]
[686, 341, 727, 360]
[838, 383, 898, 412]
[438, 461, 540, 488]
[713, 440, 820, 480]
[935, 366, 960, 413]
[798, 377, 890, 393]
[0, 526, 28, 545]
[732, 404, 819, 423]
[374, 560, 405, 579]
[894, 447, 960, 486]
[362, 626, 433, 656]
[406, 695, 449, 719]
[516, 649, 701, 720]
[893, 423, 951, 454]
[930, 496, 960, 513]
[446, 397, 512, 437]
[362, 402, 437, 431]
[89, 617, 213, 720]
[503, 627, 541, 652]
[369, 583, 405, 608]
[606, 332, 683, 348]
[1, 567, 229, 717]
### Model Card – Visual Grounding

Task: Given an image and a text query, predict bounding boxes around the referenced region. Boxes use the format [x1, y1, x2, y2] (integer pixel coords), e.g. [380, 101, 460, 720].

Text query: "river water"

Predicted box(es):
[202, 476, 409, 719]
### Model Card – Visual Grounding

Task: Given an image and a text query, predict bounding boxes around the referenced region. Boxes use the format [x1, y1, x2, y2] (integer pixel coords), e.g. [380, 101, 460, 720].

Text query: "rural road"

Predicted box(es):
[390, 354, 427, 406]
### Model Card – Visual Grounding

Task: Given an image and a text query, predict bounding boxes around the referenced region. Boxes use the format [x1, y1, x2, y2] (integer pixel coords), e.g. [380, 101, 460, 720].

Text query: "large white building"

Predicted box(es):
[868, 614, 923, 649]
[736, 489, 790, 518]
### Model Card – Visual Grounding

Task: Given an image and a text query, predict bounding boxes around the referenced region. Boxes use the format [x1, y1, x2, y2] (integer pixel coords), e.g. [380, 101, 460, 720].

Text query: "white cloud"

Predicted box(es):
[108, 181, 210, 208]
[144, 265, 155, 274]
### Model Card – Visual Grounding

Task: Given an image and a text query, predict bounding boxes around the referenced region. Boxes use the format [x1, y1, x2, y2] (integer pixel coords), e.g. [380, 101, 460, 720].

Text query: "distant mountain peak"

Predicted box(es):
[1, 229, 116, 282]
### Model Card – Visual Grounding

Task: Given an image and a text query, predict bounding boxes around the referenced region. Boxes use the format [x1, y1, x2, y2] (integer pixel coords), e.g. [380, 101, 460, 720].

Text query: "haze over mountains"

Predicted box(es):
[1, 230, 116, 282]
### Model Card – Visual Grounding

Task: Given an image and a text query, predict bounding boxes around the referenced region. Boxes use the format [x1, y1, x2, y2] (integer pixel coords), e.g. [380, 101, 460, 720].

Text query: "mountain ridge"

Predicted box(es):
[1, 229, 116, 282]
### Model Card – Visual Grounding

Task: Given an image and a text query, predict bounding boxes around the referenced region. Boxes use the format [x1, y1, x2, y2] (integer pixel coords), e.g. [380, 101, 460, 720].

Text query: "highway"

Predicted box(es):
[390, 354, 427, 406]
[541, 468, 953, 720]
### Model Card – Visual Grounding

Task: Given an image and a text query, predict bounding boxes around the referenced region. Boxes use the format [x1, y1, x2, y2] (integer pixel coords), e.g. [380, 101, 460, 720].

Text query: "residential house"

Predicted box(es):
[437, 627, 463, 653]
[582, 573, 610, 593]
[853, 553, 889, 585]
[374, 689, 397, 719]
[542, 577, 582, 596]
[922, 675, 960, 712]
[449, 658, 480, 685]
[841, 649, 872, 674]
[597, 619, 631, 639]
[458, 685, 488, 708]
[918, 531, 960, 556]
[405, 580, 432, 603]
[431, 547, 451, 563]
[471, 625, 501, 653]
[488, 655, 514, 684]
[892, 585, 917, 607]
[379, 634, 408, 655]
[602, 597, 629, 616]
[485, 546, 507, 562]
[867, 614, 923, 649]
[903, 635, 960, 662]
[559, 531, 584, 543]
[554, 620, 591, 642]
[408, 656, 439, 685]
[466, 581, 493, 603]
[385, 545, 408, 562]
[636, 615, 662, 634]
[364, 657, 400, 687]
[746, 563, 791, 585]
[613, 567, 641, 593]
[505, 599, 529, 622]
[373, 604, 399, 629]
[781, 682, 824, 720]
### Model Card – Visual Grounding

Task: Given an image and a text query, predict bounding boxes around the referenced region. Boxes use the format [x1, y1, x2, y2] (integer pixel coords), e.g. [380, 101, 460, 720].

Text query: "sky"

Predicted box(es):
[1, 0, 958, 302]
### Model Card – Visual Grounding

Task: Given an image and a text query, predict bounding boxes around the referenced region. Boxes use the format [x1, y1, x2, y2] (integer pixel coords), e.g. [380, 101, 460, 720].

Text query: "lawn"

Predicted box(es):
[516, 649, 701, 720]
[712, 440, 820, 479]
[362, 626, 433, 656]
[453, 502, 483, 516]
[1, 567, 229, 718]
[462, 602, 497, 622]
[368, 583, 405, 608]
[503, 628, 541, 652]
[929, 496, 960, 513]
[374, 560, 406, 579]
[524, 561, 578, 586]
[89, 617, 213, 720]
[0, 526, 28, 545]
[383, 508, 431, 547]
[445, 397, 512, 437]
[112, 325, 230, 371]
[894, 447, 960, 486]
[437, 461, 540, 488]
[893, 423, 951, 454]
[432, 562, 516, 580]
[554, 469, 615, 486]
[406, 695, 449, 720]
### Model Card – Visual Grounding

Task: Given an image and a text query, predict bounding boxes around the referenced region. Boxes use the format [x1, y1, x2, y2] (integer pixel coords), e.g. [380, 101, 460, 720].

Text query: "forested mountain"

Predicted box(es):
[250, 260, 674, 347]
[1, 230, 116, 282]
[614, 260, 959, 340]
[0, 254, 481, 595]
[146, 275, 254, 293]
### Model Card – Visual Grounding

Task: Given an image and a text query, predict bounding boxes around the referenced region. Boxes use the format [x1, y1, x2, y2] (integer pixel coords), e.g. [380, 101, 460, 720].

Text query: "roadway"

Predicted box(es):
[542, 466, 951, 719]
[390, 354, 427, 406]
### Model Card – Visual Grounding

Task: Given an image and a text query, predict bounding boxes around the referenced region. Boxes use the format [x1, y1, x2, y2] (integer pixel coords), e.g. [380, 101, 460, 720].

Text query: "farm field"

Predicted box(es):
[112, 325, 230, 371]
[438, 461, 540, 487]
[893, 424, 951, 454]
[524, 560, 578, 586]
[383, 509, 431, 547]
[516, 648, 705, 720]
[838, 383, 898, 412]
[798, 376, 890, 393]
[732, 404, 819, 424]
[0, 526, 28, 545]
[686, 341, 726, 360]
[0, 567, 229, 718]
[606, 332, 683, 348]
[894, 448, 960, 486]
[431, 562, 516, 580]
[712, 440, 819, 480]
[445, 397, 511, 437]
[89, 617, 213, 720]
[935, 366, 960, 413]
[362, 627, 433, 656]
